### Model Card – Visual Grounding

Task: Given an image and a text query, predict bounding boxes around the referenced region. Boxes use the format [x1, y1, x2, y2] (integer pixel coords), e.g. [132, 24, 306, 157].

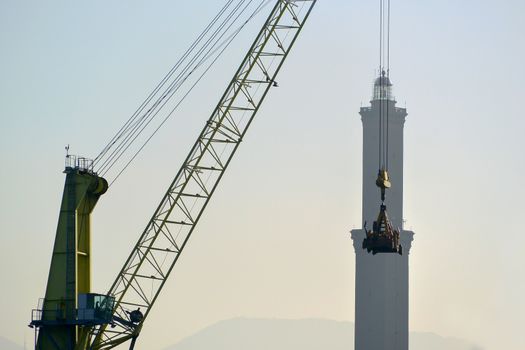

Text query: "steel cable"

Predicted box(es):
[96, 0, 250, 175]
[97, 0, 254, 177]
[94, 0, 237, 166]
[99, 0, 272, 183]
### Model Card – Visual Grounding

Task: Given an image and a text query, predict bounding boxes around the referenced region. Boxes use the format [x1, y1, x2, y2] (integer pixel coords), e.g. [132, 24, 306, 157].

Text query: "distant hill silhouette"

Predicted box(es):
[2, 319, 482, 350]
[0, 336, 23, 350]
[163, 318, 483, 350]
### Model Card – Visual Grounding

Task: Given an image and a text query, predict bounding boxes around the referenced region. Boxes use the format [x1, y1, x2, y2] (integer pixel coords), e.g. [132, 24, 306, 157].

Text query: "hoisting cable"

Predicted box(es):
[376, 0, 392, 204]
[363, 0, 402, 256]
[92, 0, 271, 183]
[385, 0, 391, 171]
[378, 0, 382, 171]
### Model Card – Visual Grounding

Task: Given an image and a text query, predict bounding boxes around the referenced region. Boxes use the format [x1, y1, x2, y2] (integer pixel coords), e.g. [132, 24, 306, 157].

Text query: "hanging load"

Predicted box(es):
[362, 203, 402, 255]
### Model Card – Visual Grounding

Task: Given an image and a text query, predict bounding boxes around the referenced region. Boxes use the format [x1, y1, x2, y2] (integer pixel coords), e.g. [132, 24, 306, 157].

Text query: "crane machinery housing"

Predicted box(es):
[29, 1, 317, 349]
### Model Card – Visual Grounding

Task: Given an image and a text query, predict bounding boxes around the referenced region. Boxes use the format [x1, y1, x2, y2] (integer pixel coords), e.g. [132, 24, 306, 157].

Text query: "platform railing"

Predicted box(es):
[65, 155, 95, 174]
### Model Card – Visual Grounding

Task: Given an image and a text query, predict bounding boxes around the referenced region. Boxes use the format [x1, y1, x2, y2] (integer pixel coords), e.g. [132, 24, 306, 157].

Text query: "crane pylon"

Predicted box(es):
[30, 156, 109, 350]
[29, 1, 317, 349]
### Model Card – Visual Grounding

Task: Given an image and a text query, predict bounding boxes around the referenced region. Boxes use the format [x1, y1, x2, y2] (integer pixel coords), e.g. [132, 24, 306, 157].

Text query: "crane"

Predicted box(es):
[29, 1, 317, 349]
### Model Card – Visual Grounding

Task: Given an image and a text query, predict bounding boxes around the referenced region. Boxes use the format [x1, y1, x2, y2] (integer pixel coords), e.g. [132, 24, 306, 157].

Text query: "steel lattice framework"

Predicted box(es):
[90, 1, 317, 348]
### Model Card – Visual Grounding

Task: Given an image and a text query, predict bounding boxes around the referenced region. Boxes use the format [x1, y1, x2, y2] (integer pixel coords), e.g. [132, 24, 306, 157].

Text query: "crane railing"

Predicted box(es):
[89, 1, 317, 348]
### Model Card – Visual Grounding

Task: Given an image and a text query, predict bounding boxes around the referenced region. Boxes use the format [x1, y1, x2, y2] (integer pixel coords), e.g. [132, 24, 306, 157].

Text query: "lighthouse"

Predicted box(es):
[351, 74, 415, 350]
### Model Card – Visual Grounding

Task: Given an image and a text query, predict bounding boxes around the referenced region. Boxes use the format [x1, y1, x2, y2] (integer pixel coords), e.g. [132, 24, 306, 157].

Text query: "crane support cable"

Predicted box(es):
[94, 0, 251, 176]
[101, 0, 275, 186]
[89, 1, 317, 349]
[95, 0, 252, 175]
[107, 0, 274, 188]
[94, 0, 257, 179]
[93, 0, 238, 167]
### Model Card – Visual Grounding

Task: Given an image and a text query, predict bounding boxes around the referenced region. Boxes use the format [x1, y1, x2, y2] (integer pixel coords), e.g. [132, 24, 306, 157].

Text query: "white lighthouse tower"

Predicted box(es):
[351, 74, 414, 350]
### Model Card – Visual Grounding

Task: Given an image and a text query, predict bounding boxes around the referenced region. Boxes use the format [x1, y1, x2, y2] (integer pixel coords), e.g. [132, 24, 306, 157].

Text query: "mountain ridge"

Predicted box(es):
[0, 336, 24, 350]
[163, 318, 483, 350]
[2, 318, 483, 350]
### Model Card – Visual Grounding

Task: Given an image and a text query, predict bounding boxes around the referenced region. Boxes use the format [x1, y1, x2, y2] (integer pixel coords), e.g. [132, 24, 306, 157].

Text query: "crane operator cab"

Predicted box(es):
[362, 169, 403, 255]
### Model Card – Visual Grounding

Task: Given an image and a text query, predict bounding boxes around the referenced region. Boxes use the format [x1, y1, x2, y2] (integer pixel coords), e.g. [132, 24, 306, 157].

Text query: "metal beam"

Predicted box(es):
[89, 1, 317, 348]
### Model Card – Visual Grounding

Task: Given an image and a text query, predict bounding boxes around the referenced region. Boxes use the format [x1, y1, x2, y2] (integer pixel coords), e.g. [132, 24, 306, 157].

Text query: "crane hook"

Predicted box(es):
[376, 168, 391, 203]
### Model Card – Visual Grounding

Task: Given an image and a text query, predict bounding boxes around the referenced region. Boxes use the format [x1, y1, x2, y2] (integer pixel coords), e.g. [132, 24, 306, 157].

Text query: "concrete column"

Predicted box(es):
[352, 76, 414, 350]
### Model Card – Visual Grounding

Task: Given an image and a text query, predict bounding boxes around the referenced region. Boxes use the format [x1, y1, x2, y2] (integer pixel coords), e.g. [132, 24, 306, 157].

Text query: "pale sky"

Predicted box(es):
[1, 1, 524, 349]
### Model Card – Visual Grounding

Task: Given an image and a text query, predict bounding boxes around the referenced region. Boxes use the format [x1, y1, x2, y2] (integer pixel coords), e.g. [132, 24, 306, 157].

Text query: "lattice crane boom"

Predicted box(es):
[90, 1, 317, 348]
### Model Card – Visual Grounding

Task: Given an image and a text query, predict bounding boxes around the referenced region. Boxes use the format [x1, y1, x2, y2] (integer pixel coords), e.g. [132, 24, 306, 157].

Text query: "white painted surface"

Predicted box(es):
[351, 79, 414, 350]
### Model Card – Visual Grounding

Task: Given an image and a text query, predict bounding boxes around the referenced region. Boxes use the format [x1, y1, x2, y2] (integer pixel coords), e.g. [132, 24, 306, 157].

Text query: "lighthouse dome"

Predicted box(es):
[372, 70, 395, 101]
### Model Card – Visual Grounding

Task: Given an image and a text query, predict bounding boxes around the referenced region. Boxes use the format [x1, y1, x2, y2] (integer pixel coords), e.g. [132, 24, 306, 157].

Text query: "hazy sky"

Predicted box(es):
[1, 1, 524, 349]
